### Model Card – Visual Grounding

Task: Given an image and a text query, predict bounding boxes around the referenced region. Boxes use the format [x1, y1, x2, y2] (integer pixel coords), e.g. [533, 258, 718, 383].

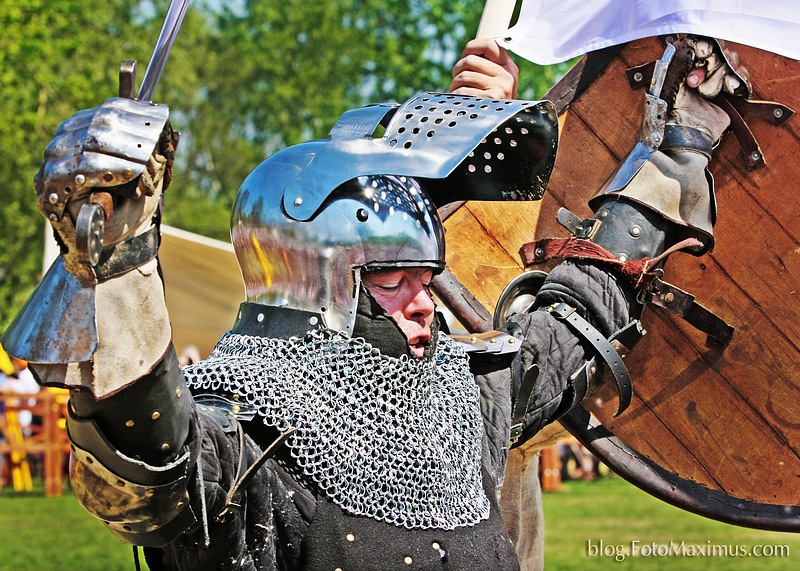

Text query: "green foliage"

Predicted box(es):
[0, 0, 565, 328]
[0, 0, 157, 329]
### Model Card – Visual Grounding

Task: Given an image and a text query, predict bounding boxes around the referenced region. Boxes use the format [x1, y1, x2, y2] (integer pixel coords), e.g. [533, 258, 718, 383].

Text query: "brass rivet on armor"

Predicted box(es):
[591, 366, 597, 376]
[74, 174, 86, 186]
[125, 419, 135, 428]
[432, 542, 441, 550]
[160, 442, 171, 452]
[48, 192, 59, 204]
[664, 293, 675, 303]
[490, 338, 497, 344]
[470, 336, 478, 342]
[404, 556, 413, 565]
[49, 213, 58, 222]
[508, 338, 515, 344]
[176, 388, 182, 398]
[151, 411, 161, 420]
[233, 405, 241, 413]
[293, 196, 303, 207]
[630, 226, 641, 237]
[346, 533, 355, 542]
[600, 210, 609, 218]
[233, 394, 240, 400]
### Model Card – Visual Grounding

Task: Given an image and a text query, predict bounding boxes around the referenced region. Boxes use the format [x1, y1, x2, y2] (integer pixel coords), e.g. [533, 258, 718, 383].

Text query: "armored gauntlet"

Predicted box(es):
[4, 97, 177, 397]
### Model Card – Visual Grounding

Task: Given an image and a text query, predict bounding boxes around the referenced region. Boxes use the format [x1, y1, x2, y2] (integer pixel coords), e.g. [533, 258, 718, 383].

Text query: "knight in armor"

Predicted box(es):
[1, 35, 745, 570]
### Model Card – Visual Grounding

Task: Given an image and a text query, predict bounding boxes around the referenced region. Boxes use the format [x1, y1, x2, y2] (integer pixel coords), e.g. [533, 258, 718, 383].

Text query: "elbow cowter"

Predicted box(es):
[66, 345, 199, 546]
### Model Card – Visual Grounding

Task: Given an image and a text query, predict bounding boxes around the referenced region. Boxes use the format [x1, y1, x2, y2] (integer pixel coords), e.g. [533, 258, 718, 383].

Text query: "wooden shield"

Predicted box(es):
[442, 37, 800, 531]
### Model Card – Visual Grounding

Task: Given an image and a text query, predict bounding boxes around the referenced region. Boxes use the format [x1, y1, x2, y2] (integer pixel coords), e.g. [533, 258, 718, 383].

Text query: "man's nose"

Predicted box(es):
[405, 285, 435, 320]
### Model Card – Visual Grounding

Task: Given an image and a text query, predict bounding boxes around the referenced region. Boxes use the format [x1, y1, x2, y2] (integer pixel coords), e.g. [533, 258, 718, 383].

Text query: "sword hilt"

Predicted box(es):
[74, 0, 189, 267]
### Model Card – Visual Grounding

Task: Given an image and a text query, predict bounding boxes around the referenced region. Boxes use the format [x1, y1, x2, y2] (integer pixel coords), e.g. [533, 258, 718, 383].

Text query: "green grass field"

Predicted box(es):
[541, 476, 799, 570]
[1, 476, 797, 570]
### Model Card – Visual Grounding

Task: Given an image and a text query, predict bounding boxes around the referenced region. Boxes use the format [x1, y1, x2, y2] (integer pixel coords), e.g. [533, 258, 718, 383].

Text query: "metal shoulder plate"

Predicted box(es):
[282, 92, 558, 221]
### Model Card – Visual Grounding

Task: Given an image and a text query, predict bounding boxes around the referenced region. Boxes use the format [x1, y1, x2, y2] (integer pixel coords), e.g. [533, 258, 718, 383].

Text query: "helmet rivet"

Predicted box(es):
[293, 196, 303, 207]
[74, 174, 86, 186]
[48, 193, 59, 204]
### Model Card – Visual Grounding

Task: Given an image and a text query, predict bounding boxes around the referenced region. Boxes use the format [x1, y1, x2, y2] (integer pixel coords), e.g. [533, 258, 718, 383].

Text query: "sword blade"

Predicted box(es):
[137, 0, 192, 101]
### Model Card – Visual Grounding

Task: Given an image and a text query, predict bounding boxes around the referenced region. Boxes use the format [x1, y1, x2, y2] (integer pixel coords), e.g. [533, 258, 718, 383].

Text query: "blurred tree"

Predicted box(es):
[0, 0, 568, 330]
[0, 0, 158, 329]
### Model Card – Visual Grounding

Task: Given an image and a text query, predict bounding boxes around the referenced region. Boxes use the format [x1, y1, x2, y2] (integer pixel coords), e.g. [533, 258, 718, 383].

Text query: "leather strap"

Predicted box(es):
[639, 278, 734, 346]
[215, 427, 295, 523]
[509, 365, 539, 446]
[95, 225, 160, 282]
[545, 302, 633, 416]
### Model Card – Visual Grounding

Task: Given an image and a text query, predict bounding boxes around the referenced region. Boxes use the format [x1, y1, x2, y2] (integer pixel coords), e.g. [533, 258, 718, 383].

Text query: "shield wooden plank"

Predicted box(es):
[443, 37, 800, 529]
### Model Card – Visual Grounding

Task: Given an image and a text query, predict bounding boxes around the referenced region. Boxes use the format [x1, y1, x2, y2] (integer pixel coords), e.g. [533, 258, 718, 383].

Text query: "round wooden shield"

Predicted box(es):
[442, 37, 800, 530]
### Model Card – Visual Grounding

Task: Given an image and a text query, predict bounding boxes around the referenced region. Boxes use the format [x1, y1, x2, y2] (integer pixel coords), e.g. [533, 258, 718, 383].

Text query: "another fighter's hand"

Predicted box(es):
[685, 38, 747, 99]
[450, 38, 519, 99]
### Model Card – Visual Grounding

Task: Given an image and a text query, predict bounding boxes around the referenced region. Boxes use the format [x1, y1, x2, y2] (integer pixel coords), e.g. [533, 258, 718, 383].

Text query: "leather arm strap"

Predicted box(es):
[545, 302, 633, 416]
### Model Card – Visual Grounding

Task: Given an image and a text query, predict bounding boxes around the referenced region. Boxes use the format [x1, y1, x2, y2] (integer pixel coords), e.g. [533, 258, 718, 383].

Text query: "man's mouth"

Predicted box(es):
[409, 334, 431, 358]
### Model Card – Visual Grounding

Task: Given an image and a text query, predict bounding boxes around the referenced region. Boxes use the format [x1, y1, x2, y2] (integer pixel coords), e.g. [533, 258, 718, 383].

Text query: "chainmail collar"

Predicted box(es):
[183, 329, 490, 530]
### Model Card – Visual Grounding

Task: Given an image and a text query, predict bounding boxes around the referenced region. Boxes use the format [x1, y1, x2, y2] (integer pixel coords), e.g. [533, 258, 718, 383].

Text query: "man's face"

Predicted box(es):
[361, 268, 435, 359]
